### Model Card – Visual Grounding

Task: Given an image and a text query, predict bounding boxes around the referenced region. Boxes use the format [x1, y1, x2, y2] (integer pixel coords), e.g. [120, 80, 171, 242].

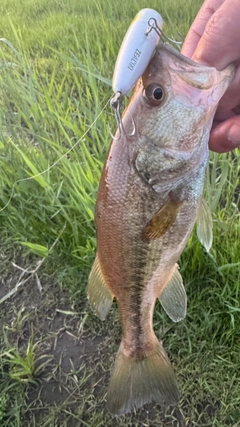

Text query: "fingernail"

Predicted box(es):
[228, 124, 240, 146]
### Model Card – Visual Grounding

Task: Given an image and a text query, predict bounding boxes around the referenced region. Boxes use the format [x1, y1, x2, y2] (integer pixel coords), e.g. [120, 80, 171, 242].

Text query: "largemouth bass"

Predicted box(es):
[87, 43, 234, 415]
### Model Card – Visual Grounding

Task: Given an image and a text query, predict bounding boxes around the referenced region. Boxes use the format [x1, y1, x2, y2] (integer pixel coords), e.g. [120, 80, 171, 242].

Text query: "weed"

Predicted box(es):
[1, 326, 53, 385]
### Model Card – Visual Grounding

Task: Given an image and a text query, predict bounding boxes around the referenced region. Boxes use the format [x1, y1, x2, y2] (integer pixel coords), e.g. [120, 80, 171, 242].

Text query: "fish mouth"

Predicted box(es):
[163, 42, 235, 75]
[158, 43, 235, 93]
[163, 43, 202, 67]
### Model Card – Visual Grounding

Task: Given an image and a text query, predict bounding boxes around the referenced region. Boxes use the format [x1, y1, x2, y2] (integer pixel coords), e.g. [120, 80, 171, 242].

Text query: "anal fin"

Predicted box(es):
[159, 264, 187, 323]
[87, 253, 113, 321]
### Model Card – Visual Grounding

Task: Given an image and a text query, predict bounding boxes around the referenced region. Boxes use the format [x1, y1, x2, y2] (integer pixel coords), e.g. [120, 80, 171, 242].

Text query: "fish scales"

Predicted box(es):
[97, 134, 201, 353]
[87, 43, 235, 415]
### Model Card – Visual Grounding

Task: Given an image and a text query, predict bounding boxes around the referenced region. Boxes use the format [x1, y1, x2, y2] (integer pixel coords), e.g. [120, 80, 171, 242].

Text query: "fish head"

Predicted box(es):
[125, 43, 235, 155]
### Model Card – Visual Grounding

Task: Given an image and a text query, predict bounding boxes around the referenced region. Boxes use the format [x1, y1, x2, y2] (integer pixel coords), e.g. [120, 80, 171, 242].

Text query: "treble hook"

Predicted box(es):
[145, 18, 182, 46]
[108, 92, 136, 140]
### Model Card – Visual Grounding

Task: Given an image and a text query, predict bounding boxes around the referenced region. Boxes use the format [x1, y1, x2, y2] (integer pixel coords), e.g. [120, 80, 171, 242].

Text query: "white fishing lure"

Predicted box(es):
[112, 8, 164, 96]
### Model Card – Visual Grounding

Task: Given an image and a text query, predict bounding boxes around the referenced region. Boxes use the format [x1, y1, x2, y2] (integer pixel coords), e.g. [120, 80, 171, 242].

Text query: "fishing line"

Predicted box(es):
[0, 96, 111, 213]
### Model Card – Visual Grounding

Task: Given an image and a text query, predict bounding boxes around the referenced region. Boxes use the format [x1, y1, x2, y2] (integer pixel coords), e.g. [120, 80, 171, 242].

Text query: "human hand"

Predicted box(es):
[181, 0, 240, 153]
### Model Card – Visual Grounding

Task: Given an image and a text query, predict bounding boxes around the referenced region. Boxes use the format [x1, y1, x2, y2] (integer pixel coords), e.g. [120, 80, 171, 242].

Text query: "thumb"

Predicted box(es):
[209, 117, 240, 153]
[192, 0, 240, 70]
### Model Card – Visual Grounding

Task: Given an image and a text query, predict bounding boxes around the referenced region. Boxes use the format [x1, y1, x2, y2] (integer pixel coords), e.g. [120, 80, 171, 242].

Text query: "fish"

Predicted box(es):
[87, 43, 235, 415]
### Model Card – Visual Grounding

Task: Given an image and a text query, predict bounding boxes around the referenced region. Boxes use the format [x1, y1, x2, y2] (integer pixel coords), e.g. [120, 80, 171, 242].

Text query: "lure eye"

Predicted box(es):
[144, 83, 164, 106]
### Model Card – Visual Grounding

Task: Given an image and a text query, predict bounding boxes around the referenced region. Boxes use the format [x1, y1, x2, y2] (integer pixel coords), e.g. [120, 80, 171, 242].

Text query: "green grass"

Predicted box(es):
[0, 0, 239, 425]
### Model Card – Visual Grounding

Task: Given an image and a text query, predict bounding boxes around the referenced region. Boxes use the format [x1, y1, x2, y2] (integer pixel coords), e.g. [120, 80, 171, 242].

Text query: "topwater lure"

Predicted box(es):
[112, 8, 163, 96]
[110, 8, 182, 138]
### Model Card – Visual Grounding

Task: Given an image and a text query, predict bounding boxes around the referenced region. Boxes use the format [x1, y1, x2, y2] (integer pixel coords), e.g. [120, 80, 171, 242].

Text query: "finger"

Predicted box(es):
[181, 0, 225, 58]
[192, 0, 240, 70]
[209, 116, 240, 152]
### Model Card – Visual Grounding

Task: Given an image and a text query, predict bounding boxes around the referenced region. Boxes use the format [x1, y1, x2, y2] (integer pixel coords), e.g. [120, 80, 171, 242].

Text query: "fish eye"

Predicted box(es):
[144, 84, 164, 106]
[153, 87, 163, 100]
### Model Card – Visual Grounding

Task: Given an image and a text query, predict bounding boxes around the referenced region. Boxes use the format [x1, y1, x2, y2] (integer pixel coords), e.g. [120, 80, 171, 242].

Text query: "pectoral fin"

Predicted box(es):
[159, 264, 187, 322]
[87, 253, 113, 321]
[196, 198, 213, 253]
[141, 199, 183, 242]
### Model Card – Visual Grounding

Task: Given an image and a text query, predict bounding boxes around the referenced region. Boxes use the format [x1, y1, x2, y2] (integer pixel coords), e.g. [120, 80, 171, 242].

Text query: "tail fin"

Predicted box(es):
[107, 340, 179, 415]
